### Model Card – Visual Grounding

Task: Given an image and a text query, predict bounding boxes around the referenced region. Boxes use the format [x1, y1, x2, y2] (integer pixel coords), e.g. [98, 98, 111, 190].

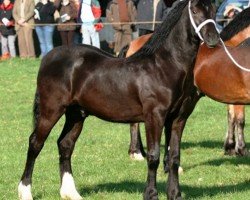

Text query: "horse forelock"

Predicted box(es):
[220, 7, 250, 41]
[127, 0, 189, 59]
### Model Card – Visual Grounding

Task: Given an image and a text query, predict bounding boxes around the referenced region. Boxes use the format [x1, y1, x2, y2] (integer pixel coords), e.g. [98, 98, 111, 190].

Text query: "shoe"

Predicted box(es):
[1, 52, 10, 60]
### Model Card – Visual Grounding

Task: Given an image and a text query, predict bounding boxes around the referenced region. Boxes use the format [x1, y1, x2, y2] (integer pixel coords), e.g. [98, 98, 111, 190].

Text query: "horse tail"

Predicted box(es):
[32, 90, 40, 129]
[118, 44, 129, 58]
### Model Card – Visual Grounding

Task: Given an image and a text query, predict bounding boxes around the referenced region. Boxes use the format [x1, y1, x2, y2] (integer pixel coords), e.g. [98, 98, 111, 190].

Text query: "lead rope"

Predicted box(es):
[188, 0, 250, 72]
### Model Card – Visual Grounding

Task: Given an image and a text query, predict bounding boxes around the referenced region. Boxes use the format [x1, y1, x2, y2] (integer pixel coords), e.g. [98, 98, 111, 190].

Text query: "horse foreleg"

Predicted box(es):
[163, 122, 171, 173]
[58, 107, 86, 200]
[18, 101, 64, 200]
[234, 105, 248, 156]
[143, 113, 164, 200]
[129, 123, 146, 160]
[167, 119, 186, 200]
[224, 105, 237, 155]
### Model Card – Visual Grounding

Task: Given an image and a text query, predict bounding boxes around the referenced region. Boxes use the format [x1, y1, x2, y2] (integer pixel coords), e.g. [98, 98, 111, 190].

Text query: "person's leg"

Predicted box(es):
[89, 25, 100, 48]
[1, 35, 9, 55]
[7, 35, 16, 57]
[17, 28, 28, 58]
[35, 26, 46, 57]
[67, 30, 75, 46]
[24, 26, 35, 58]
[44, 25, 55, 54]
[60, 31, 68, 46]
[81, 25, 91, 45]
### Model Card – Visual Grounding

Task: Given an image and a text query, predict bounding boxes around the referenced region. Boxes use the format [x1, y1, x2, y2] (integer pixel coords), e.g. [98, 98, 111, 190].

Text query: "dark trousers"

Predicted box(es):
[60, 31, 75, 46]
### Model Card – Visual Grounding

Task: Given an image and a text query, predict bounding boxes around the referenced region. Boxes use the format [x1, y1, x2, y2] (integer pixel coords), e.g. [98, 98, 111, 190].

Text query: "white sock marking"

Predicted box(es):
[60, 172, 83, 200]
[18, 182, 33, 200]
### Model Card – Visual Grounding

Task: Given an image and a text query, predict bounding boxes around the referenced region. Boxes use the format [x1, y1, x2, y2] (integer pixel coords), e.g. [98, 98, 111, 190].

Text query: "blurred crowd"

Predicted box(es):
[0, 0, 248, 60]
[0, 0, 173, 59]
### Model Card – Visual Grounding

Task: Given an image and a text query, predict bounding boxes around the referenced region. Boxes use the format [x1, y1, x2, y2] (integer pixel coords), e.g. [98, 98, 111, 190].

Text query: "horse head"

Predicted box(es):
[189, 0, 220, 48]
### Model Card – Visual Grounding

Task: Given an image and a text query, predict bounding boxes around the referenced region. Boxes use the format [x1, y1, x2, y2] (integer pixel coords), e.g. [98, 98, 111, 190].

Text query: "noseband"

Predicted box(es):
[188, 0, 250, 72]
[188, 0, 217, 41]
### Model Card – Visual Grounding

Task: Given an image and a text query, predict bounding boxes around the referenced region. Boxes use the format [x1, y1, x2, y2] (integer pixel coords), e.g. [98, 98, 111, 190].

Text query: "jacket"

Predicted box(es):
[106, 0, 136, 31]
[136, 0, 168, 31]
[13, 0, 35, 31]
[34, 1, 56, 24]
[0, 3, 15, 36]
[54, 0, 78, 31]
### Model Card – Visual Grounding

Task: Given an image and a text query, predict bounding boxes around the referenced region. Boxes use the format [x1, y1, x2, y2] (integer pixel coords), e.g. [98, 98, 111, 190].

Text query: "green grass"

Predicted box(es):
[0, 58, 249, 200]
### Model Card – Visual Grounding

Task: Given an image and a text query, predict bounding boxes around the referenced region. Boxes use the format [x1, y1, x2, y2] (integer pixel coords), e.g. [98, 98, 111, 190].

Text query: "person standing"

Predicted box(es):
[134, 0, 167, 36]
[13, 0, 35, 58]
[34, 0, 56, 57]
[106, 0, 137, 55]
[80, 0, 102, 48]
[0, 0, 16, 59]
[55, 0, 78, 46]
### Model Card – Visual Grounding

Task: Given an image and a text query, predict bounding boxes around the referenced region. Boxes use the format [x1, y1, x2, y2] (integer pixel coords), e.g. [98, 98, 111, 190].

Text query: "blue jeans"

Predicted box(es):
[35, 26, 55, 57]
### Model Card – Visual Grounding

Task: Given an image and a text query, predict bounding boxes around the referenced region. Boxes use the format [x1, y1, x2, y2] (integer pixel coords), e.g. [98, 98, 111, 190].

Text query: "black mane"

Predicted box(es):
[128, 0, 188, 59]
[220, 7, 250, 41]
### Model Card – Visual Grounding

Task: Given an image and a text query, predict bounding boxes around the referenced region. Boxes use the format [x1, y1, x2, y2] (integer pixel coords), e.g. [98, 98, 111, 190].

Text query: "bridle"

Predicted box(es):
[188, 0, 250, 72]
[188, 0, 217, 41]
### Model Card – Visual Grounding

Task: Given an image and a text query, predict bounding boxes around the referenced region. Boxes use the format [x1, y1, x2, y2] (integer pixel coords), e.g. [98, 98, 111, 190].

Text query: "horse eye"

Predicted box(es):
[192, 10, 197, 14]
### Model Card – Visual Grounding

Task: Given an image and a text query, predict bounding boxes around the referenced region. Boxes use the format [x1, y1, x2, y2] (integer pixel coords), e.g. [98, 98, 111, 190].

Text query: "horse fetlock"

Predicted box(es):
[18, 182, 33, 200]
[167, 187, 181, 200]
[143, 187, 158, 200]
[235, 146, 249, 156]
[60, 172, 82, 200]
[130, 152, 144, 161]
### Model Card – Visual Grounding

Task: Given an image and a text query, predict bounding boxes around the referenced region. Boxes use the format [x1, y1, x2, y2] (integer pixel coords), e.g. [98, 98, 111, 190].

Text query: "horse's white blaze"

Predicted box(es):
[60, 172, 83, 200]
[18, 182, 33, 200]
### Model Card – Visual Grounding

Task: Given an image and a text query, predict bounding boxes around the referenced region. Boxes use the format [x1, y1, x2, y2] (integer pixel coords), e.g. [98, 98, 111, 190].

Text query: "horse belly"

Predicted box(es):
[79, 94, 144, 122]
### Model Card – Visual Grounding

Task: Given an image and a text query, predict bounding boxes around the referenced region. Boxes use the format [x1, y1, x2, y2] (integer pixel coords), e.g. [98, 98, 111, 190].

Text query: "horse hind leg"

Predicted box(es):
[224, 105, 236, 155]
[18, 92, 65, 200]
[58, 106, 86, 200]
[129, 123, 146, 161]
[234, 106, 248, 156]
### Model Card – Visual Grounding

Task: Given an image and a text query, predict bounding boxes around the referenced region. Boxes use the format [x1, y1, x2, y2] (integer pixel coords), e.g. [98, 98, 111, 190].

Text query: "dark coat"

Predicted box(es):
[54, 0, 78, 31]
[34, 1, 56, 24]
[136, 0, 169, 31]
[0, 3, 16, 36]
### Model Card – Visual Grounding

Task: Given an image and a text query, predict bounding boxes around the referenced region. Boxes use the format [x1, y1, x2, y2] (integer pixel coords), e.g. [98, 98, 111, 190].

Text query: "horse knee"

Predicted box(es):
[147, 149, 160, 168]
[28, 133, 45, 156]
[58, 139, 74, 159]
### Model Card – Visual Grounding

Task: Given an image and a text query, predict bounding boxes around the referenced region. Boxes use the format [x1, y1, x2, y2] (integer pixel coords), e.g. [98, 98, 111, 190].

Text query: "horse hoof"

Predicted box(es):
[130, 153, 144, 161]
[236, 148, 250, 156]
[144, 187, 158, 200]
[18, 182, 33, 200]
[224, 148, 236, 156]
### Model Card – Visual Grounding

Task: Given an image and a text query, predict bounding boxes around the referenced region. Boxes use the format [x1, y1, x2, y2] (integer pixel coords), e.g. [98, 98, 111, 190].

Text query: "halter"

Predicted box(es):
[188, 0, 217, 41]
[188, 0, 250, 72]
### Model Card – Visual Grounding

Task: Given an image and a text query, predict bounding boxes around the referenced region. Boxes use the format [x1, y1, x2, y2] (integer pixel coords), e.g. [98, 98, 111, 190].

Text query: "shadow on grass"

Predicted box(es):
[181, 140, 224, 149]
[184, 156, 250, 172]
[79, 180, 250, 199]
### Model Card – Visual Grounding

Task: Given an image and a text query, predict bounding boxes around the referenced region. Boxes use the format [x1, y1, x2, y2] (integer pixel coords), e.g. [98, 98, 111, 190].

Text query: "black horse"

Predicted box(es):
[18, 0, 219, 199]
[126, 6, 250, 161]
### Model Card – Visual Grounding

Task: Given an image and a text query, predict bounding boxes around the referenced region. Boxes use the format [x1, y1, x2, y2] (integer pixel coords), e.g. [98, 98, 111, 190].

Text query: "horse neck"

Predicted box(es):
[225, 26, 250, 47]
[158, 9, 200, 70]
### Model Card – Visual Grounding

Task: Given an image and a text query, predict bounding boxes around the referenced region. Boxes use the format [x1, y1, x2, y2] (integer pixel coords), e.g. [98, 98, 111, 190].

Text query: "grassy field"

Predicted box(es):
[0, 58, 249, 200]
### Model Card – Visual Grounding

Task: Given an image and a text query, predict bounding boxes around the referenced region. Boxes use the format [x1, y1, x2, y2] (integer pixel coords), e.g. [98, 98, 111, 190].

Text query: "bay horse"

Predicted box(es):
[18, 0, 219, 199]
[124, 6, 250, 160]
[194, 6, 250, 156]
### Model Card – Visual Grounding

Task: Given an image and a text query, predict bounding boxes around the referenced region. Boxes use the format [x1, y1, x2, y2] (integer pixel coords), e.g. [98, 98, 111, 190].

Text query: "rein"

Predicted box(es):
[220, 38, 250, 72]
[188, 0, 250, 72]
